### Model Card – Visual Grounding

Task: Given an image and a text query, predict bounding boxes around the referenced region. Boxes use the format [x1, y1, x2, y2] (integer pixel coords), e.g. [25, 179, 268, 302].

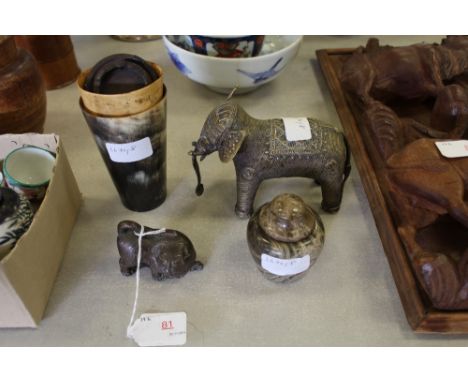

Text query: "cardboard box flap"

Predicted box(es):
[0, 270, 36, 327]
[0, 133, 58, 160]
[0, 134, 81, 328]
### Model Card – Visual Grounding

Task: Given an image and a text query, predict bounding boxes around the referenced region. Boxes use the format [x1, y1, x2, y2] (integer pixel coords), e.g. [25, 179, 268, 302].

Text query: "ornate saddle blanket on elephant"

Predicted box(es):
[268, 118, 343, 157]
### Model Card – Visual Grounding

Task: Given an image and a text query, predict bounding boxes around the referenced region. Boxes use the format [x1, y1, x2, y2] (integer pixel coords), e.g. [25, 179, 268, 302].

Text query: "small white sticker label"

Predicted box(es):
[283, 118, 312, 142]
[106, 137, 153, 163]
[127, 312, 187, 347]
[261, 254, 310, 276]
[435, 140, 468, 158]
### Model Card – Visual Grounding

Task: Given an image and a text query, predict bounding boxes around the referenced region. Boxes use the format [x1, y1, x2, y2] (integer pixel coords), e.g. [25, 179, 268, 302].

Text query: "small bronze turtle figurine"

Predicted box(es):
[117, 220, 203, 281]
[247, 193, 325, 283]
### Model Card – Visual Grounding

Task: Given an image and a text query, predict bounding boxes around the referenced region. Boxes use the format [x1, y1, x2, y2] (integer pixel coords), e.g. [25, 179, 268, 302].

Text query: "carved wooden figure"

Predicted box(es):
[117, 220, 203, 281]
[339, 37, 468, 311]
[386, 139, 468, 309]
[341, 37, 468, 160]
[190, 102, 351, 218]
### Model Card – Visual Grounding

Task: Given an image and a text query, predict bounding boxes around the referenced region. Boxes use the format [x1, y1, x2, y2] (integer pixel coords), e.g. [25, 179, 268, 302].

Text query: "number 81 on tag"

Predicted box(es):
[128, 312, 187, 346]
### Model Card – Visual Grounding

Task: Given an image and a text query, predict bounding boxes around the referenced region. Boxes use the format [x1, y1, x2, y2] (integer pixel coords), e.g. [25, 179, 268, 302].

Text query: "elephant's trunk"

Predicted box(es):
[189, 142, 204, 196]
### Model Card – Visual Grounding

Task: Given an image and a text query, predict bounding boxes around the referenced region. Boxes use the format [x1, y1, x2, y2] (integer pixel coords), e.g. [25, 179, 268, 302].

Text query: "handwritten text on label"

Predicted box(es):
[283, 117, 312, 142]
[435, 140, 468, 158]
[106, 137, 153, 163]
[128, 312, 187, 347]
[261, 254, 311, 276]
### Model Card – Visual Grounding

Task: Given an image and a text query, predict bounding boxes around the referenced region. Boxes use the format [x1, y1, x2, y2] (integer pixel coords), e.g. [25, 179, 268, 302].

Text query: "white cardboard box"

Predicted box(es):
[0, 134, 81, 328]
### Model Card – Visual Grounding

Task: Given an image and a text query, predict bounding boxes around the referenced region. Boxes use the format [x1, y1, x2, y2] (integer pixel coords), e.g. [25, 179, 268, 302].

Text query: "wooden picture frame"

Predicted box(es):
[317, 48, 468, 333]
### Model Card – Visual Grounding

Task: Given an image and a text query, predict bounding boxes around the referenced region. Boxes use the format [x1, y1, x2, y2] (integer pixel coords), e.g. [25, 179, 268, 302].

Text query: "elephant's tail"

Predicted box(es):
[343, 135, 352, 183]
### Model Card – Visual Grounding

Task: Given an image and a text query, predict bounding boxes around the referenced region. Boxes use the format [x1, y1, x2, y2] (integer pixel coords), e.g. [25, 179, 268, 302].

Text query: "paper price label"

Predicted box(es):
[283, 117, 312, 142]
[128, 312, 187, 347]
[261, 254, 310, 276]
[435, 140, 468, 158]
[106, 137, 153, 163]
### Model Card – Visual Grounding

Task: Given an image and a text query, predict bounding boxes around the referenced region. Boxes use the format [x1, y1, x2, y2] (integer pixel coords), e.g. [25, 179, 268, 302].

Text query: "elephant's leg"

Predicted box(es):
[363, 99, 406, 160]
[319, 158, 345, 213]
[456, 249, 468, 302]
[414, 252, 461, 309]
[119, 257, 137, 276]
[320, 180, 343, 213]
[388, 139, 468, 228]
[402, 118, 449, 140]
[340, 47, 375, 104]
[394, 170, 468, 228]
[153, 272, 167, 281]
[398, 221, 462, 308]
[235, 179, 260, 219]
[389, 177, 466, 309]
[190, 261, 204, 272]
[234, 167, 260, 219]
[148, 260, 166, 281]
[408, 178, 468, 228]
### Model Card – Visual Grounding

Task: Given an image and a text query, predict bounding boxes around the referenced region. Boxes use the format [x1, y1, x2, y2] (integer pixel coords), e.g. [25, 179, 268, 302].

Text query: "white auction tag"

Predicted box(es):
[261, 254, 310, 276]
[106, 137, 153, 163]
[435, 140, 468, 158]
[127, 312, 187, 347]
[283, 117, 312, 142]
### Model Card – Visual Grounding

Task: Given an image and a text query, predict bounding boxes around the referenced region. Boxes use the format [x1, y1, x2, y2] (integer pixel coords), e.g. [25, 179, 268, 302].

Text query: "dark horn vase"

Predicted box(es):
[80, 88, 167, 212]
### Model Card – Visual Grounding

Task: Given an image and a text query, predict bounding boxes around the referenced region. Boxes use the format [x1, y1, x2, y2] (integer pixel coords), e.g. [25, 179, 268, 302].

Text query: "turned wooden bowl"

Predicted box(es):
[15, 35, 81, 90]
[0, 36, 46, 134]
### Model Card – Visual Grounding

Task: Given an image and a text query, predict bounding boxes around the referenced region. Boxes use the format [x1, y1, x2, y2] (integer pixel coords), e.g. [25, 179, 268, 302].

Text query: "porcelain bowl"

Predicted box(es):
[184, 35, 265, 58]
[163, 35, 303, 94]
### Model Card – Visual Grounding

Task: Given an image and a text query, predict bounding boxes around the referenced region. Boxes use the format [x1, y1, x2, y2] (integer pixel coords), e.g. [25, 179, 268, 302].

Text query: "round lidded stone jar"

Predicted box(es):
[247, 193, 325, 283]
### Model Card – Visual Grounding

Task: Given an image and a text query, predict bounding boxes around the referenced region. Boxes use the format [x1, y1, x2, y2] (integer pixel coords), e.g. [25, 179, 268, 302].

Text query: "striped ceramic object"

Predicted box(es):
[0, 187, 33, 259]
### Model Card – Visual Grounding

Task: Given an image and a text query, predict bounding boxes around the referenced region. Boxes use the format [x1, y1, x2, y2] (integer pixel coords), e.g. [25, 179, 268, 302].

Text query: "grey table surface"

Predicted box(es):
[1, 35, 466, 346]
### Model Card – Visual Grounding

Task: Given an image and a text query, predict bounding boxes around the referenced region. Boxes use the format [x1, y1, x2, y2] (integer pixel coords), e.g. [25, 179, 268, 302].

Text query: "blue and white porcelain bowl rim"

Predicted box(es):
[3, 145, 55, 188]
[190, 35, 255, 38]
[163, 35, 302, 62]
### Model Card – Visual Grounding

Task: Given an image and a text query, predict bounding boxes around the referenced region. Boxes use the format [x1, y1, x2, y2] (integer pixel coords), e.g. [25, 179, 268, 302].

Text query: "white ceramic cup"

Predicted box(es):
[3, 146, 56, 201]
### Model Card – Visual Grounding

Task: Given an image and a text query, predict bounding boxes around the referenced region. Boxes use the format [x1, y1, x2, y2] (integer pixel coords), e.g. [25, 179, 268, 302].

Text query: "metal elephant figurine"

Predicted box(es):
[190, 102, 351, 218]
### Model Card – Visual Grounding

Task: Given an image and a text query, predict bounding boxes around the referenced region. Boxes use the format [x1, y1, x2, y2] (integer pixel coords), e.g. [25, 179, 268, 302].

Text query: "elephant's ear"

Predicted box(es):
[118, 220, 140, 236]
[218, 130, 246, 163]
